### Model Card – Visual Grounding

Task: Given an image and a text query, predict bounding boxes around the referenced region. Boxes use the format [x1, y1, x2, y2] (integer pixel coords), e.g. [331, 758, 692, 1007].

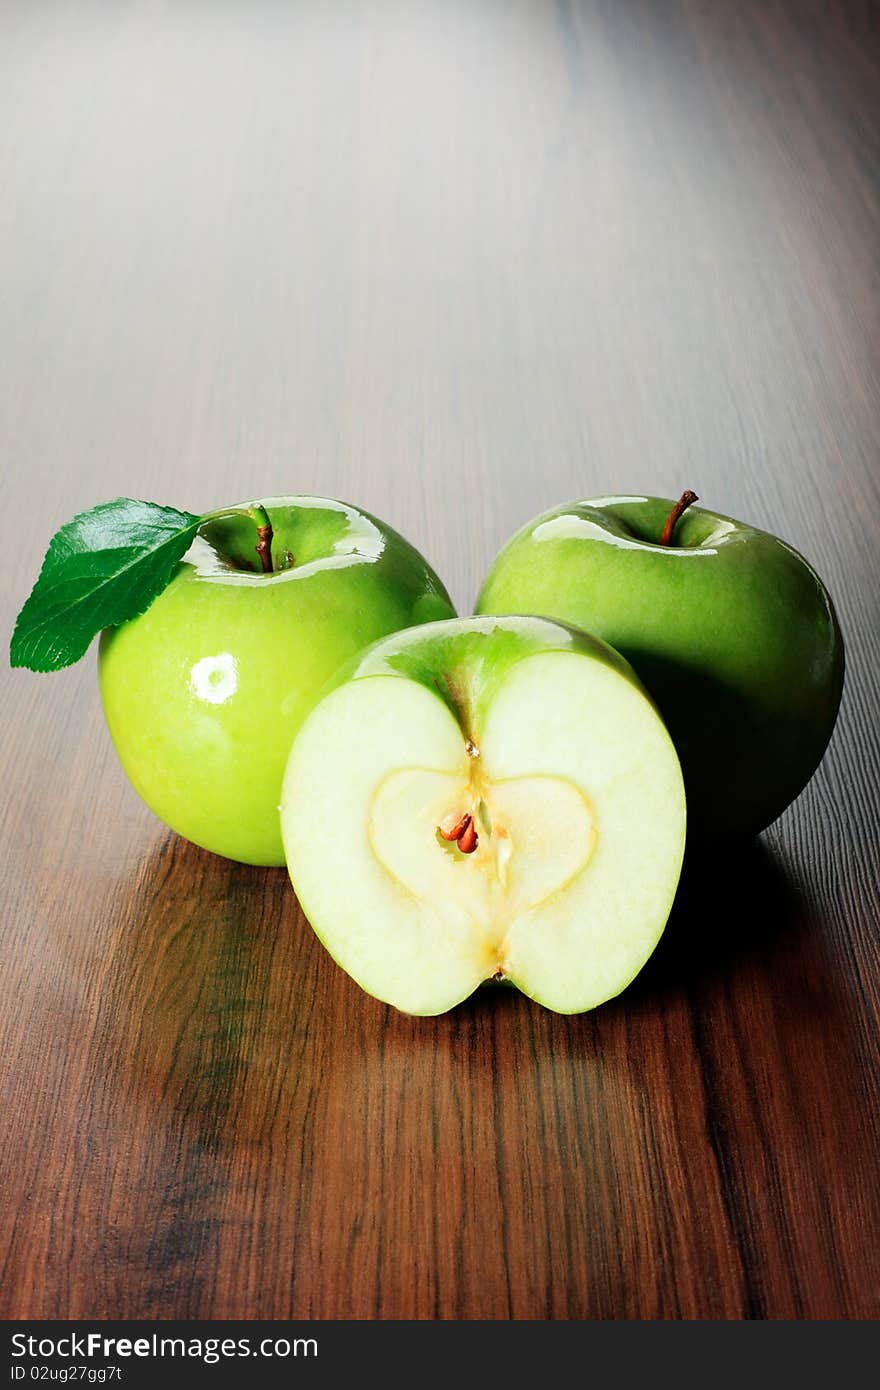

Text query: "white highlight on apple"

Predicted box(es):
[189, 652, 238, 705]
[532, 514, 735, 554]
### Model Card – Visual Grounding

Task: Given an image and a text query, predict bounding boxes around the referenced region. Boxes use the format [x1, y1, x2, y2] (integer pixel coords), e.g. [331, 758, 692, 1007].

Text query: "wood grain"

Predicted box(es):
[1, 0, 878, 1319]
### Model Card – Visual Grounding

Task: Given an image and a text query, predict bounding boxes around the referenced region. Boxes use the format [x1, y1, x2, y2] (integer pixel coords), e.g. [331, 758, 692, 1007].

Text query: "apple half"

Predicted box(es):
[281, 616, 686, 1015]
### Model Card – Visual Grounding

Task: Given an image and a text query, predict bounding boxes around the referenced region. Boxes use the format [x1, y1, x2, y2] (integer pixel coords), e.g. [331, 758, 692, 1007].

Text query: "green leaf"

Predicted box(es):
[10, 498, 202, 672]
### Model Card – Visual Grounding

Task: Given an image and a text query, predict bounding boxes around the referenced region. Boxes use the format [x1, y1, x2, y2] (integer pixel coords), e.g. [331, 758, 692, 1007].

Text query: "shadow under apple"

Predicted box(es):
[624, 835, 804, 1007]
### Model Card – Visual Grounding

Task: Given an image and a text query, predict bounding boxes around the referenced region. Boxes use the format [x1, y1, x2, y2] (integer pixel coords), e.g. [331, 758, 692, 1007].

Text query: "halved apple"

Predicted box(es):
[281, 616, 686, 1015]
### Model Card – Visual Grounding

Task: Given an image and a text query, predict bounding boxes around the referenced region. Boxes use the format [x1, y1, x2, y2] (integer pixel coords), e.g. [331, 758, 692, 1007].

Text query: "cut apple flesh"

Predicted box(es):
[281, 651, 686, 1015]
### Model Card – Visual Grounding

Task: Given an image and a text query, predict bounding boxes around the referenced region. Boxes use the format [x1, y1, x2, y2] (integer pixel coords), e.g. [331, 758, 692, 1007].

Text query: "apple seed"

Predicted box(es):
[438, 812, 471, 842]
[457, 818, 479, 854]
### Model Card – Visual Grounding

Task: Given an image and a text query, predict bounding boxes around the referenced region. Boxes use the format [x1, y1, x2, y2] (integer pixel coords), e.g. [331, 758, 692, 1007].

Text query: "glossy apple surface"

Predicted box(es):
[99, 497, 455, 865]
[476, 496, 844, 839]
[281, 615, 686, 1014]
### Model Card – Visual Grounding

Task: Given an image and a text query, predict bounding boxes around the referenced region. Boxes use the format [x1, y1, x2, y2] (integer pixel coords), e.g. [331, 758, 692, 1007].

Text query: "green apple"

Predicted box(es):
[99, 496, 455, 865]
[281, 615, 686, 1015]
[476, 495, 844, 840]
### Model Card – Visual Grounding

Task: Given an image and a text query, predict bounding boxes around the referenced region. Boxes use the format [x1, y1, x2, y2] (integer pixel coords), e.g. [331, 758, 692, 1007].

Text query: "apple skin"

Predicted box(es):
[319, 610, 646, 728]
[98, 496, 455, 865]
[476, 496, 844, 840]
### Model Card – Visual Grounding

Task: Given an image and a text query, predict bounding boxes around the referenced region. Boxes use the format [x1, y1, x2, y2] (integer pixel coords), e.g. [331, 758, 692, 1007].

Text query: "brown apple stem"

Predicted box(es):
[660, 490, 699, 546]
[255, 525, 273, 573]
[249, 504, 274, 573]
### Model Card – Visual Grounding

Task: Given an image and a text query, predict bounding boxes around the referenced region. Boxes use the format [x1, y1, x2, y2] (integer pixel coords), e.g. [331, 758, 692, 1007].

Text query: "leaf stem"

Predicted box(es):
[199, 501, 275, 573]
[249, 504, 274, 573]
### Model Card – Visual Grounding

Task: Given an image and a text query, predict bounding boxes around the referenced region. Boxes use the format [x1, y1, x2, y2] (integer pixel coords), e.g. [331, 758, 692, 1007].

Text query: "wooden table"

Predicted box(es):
[1, 1, 878, 1321]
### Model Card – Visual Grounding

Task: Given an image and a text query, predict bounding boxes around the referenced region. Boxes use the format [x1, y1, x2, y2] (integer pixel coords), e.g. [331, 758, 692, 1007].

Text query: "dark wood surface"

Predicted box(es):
[1, 0, 878, 1320]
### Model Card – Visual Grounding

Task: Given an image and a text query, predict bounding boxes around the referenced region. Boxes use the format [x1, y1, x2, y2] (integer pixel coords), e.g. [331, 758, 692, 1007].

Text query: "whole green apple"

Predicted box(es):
[476, 495, 844, 840]
[99, 496, 455, 865]
[281, 615, 686, 1014]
